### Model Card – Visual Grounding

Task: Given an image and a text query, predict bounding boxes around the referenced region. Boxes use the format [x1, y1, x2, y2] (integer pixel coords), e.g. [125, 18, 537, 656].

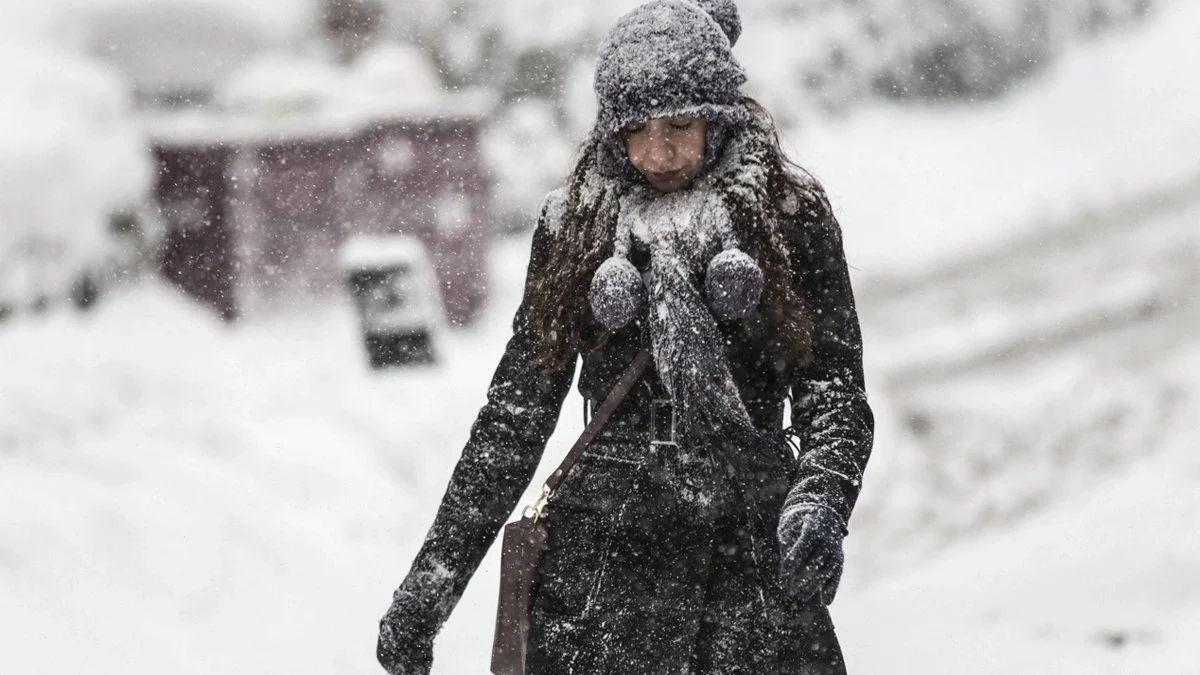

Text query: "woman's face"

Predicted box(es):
[623, 116, 707, 193]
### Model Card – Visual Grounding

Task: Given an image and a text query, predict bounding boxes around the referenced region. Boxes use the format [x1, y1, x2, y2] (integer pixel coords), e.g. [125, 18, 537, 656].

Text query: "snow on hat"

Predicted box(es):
[592, 0, 749, 178]
[691, 0, 742, 47]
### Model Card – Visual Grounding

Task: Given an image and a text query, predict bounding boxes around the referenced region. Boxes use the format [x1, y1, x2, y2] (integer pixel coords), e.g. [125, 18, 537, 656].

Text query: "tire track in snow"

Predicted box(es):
[846, 176, 1200, 582]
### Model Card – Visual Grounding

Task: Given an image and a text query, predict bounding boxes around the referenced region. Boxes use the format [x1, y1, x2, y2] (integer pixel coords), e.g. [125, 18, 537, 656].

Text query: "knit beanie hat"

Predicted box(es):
[592, 0, 749, 179]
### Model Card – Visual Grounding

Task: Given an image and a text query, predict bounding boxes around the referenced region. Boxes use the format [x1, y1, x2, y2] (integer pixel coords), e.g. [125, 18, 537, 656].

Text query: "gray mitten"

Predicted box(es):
[777, 499, 847, 606]
[376, 592, 436, 675]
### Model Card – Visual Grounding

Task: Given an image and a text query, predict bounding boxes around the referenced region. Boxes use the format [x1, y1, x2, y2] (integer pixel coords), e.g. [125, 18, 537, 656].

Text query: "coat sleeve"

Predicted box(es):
[782, 186, 875, 529]
[387, 204, 576, 636]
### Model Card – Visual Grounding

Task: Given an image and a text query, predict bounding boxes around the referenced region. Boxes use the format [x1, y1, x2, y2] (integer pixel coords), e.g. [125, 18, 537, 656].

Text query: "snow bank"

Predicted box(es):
[0, 233, 583, 674]
[837, 403, 1200, 674]
[0, 283, 443, 673]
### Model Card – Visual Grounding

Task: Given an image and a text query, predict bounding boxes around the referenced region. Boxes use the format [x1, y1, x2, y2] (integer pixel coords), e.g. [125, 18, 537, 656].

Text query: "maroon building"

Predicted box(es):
[150, 107, 492, 325]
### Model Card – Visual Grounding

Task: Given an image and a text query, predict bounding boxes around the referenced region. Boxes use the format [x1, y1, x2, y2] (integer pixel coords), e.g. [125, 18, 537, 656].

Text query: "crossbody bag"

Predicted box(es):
[490, 350, 652, 675]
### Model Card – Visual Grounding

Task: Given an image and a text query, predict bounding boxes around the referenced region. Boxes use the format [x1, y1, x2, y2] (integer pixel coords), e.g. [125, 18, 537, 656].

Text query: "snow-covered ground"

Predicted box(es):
[840, 414, 1200, 675]
[3, 3, 1200, 675]
[0, 239, 559, 675]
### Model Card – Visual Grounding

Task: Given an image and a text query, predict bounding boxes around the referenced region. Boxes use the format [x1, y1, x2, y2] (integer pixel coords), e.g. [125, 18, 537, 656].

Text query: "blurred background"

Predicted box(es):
[1, 0, 1197, 673]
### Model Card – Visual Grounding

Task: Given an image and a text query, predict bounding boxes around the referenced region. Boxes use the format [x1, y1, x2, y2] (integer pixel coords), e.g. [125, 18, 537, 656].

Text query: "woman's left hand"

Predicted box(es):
[777, 501, 847, 606]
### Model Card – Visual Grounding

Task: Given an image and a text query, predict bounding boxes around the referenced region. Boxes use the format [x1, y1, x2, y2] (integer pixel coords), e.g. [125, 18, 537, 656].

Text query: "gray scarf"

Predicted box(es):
[586, 124, 786, 504]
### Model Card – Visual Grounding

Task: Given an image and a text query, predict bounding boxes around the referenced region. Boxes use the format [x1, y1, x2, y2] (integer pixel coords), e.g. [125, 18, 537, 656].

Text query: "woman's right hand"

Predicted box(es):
[376, 602, 435, 675]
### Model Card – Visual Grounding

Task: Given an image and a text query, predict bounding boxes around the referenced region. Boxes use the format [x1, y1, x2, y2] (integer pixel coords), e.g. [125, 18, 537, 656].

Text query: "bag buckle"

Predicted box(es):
[650, 398, 677, 448]
[521, 484, 552, 522]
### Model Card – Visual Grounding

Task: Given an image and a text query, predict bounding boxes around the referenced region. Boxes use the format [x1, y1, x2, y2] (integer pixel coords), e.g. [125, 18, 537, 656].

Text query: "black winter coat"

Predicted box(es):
[388, 189, 873, 674]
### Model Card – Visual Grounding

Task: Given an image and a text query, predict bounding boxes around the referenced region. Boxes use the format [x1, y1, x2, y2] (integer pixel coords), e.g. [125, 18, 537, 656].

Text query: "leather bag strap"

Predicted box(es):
[542, 350, 651, 495]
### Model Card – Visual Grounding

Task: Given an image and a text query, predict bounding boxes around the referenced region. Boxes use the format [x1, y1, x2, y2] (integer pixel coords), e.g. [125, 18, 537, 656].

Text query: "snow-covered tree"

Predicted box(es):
[0, 43, 156, 317]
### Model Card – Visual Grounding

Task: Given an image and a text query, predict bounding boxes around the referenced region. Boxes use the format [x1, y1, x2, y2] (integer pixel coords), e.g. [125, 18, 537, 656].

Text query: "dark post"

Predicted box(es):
[153, 142, 238, 321]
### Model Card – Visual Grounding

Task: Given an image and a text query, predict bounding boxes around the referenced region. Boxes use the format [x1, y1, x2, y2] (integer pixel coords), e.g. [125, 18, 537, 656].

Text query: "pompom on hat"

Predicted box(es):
[691, 0, 742, 46]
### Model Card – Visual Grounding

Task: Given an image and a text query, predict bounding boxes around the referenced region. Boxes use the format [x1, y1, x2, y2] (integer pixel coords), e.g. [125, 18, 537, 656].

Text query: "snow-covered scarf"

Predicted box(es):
[581, 121, 788, 501]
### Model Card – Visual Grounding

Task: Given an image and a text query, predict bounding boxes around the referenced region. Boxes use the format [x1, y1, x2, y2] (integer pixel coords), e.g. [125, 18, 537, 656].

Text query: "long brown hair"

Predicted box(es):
[526, 96, 829, 371]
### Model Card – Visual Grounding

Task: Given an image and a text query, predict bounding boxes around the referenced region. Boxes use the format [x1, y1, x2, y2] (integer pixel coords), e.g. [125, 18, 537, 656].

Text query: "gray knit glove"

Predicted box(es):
[376, 591, 435, 675]
[777, 500, 848, 606]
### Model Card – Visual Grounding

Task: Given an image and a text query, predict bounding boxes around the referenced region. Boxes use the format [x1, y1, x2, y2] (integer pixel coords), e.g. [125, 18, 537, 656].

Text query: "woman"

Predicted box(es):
[377, 0, 873, 672]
